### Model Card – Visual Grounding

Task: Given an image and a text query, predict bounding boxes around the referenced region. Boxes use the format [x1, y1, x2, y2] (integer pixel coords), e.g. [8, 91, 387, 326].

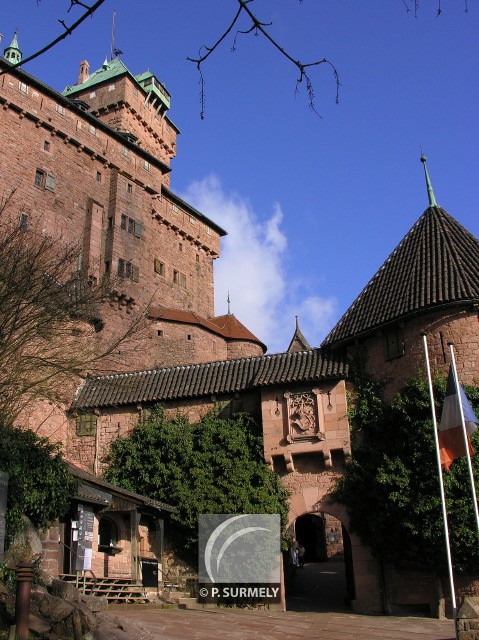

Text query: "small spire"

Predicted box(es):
[227, 292, 231, 315]
[420, 154, 438, 207]
[102, 57, 109, 70]
[4, 30, 22, 65]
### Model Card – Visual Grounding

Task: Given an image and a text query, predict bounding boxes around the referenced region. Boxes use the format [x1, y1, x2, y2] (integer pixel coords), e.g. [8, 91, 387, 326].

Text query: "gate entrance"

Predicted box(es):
[286, 512, 355, 612]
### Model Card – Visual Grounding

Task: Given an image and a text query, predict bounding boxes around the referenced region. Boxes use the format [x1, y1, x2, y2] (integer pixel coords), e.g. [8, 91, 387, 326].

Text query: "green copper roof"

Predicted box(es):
[63, 57, 131, 96]
[420, 154, 438, 207]
[4, 31, 22, 65]
[62, 58, 170, 110]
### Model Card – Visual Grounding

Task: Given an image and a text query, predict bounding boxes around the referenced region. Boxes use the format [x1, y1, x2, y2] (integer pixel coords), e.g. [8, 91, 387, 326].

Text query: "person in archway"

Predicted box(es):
[298, 543, 305, 568]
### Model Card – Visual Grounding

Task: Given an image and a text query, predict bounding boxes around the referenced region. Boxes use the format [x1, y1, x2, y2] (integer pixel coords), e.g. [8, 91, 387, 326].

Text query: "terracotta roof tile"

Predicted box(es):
[72, 349, 348, 410]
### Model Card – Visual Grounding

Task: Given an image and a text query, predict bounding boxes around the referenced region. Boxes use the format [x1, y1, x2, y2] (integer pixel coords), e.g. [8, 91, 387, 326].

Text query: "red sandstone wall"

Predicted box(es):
[227, 340, 264, 360]
[351, 307, 479, 398]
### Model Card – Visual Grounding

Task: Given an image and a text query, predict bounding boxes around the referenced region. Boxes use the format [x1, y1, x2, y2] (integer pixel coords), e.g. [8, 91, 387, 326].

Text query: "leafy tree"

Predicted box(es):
[0, 419, 77, 543]
[333, 372, 479, 574]
[104, 407, 289, 556]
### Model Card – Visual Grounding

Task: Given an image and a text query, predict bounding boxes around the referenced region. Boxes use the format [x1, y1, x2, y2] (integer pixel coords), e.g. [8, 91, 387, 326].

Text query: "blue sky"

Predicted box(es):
[2, 1, 478, 353]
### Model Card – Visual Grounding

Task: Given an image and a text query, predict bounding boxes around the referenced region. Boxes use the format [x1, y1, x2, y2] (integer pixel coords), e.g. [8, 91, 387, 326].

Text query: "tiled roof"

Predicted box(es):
[322, 206, 479, 347]
[68, 463, 176, 512]
[149, 307, 267, 351]
[72, 348, 348, 410]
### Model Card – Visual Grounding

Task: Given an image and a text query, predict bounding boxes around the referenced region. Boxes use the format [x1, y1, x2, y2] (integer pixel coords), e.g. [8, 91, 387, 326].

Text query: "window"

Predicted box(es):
[385, 328, 405, 360]
[172, 204, 178, 213]
[189, 215, 196, 225]
[118, 258, 125, 277]
[19, 213, 28, 232]
[108, 216, 113, 228]
[121, 215, 143, 237]
[76, 413, 97, 437]
[128, 217, 135, 234]
[19, 82, 28, 93]
[180, 273, 186, 288]
[134, 221, 143, 238]
[122, 147, 130, 158]
[157, 329, 163, 337]
[187, 334, 192, 341]
[173, 269, 178, 284]
[118, 258, 139, 282]
[55, 104, 65, 115]
[133, 87, 139, 96]
[96, 171, 102, 183]
[179, 242, 183, 252]
[98, 517, 118, 550]
[104, 260, 110, 273]
[34, 169, 44, 188]
[205, 226, 212, 236]
[127, 183, 133, 194]
[173, 270, 186, 287]
[90, 91, 96, 98]
[45, 173, 55, 191]
[154, 259, 165, 276]
[43, 140, 50, 152]
[143, 160, 150, 171]
[108, 84, 116, 91]
[89, 124, 96, 136]
[121, 214, 127, 230]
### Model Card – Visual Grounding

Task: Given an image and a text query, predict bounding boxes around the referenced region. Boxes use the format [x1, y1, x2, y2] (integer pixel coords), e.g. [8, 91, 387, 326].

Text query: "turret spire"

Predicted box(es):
[227, 292, 231, 315]
[420, 154, 438, 207]
[4, 30, 22, 65]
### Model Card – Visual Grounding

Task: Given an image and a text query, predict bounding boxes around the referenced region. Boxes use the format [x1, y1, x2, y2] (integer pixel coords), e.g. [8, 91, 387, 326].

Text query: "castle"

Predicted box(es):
[1, 34, 478, 614]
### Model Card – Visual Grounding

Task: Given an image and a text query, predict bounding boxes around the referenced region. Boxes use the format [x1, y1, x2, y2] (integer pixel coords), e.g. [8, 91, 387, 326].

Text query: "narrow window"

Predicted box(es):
[179, 242, 183, 252]
[189, 216, 196, 225]
[127, 183, 133, 193]
[118, 258, 125, 277]
[134, 221, 143, 238]
[19, 82, 28, 94]
[34, 169, 44, 188]
[89, 124, 96, 136]
[172, 204, 178, 213]
[385, 328, 405, 360]
[173, 269, 179, 284]
[125, 262, 133, 279]
[122, 147, 130, 158]
[55, 104, 65, 115]
[108, 216, 113, 228]
[143, 160, 150, 171]
[154, 259, 164, 275]
[19, 213, 28, 232]
[105, 260, 110, 273]
[96, 171, 102, 182]
[131, 264, 140, 282]
[180, 273, 186, 288]
[187, 334, 192, 341]
[128, 217, 135, 234]
[45, 173, 55, 191]
[121, 214, 127, 230]
[157, 329, 163, 337]
[43, 140, 50, 152]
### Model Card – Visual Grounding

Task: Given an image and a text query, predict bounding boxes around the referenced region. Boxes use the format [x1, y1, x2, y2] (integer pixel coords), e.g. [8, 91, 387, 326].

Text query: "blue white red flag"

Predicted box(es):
[439, 365, 478, 470]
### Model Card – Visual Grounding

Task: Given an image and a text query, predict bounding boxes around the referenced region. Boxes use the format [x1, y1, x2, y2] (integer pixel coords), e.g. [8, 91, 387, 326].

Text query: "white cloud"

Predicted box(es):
[181, 175, 337, 353]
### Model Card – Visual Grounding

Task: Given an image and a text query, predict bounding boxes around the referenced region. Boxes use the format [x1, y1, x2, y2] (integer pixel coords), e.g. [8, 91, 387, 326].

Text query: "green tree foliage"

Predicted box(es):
[104, 408, 289, 554]
[333, 372, 479, 574]
[0, 421, 77, 542]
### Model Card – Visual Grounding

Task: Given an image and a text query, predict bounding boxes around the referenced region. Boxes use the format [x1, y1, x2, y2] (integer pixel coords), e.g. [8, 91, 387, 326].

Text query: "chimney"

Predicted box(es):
[77, 60, 90, 85]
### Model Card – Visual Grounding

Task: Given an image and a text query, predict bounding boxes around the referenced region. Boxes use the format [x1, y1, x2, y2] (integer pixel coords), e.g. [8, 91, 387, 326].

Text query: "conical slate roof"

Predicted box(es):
[322, 206, 479, 347]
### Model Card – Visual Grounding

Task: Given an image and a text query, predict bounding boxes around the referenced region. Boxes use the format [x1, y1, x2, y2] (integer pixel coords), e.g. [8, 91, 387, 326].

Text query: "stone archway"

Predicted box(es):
[285, 488, 383, 614]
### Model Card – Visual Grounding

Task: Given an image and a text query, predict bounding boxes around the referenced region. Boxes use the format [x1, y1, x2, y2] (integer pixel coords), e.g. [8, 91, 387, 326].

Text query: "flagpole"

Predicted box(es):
[422, 334, 458, 635]
[448, 342, 479, 534]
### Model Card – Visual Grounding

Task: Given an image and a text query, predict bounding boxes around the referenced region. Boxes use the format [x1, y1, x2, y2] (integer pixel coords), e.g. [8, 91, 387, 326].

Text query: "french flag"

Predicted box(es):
[439, 366, 478, 470]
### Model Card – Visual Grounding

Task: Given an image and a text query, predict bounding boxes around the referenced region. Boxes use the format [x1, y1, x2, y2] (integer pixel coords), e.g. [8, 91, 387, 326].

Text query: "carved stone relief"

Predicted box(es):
[284, 389, 323, 442]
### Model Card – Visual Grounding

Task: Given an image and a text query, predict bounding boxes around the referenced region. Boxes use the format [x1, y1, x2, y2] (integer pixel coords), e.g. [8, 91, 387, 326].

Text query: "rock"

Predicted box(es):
[3, 517, 42, 566]
[28, 613, 52, 634]
[93, 612, 156, 640]
[50, 577, 81, 601]
[79, 592, 109, 612]
[31, 591, 75, 623]
[459, 597, 479, 620]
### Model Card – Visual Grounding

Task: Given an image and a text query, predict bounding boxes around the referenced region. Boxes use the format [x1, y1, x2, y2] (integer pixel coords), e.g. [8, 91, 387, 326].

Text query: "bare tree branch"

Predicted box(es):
[187, 0, 340, 117]
[0, 0, 108, 74]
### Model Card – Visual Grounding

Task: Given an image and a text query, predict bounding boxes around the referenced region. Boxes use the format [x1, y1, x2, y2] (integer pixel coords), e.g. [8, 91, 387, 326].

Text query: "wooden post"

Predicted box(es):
[130, 510, 140, 583]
